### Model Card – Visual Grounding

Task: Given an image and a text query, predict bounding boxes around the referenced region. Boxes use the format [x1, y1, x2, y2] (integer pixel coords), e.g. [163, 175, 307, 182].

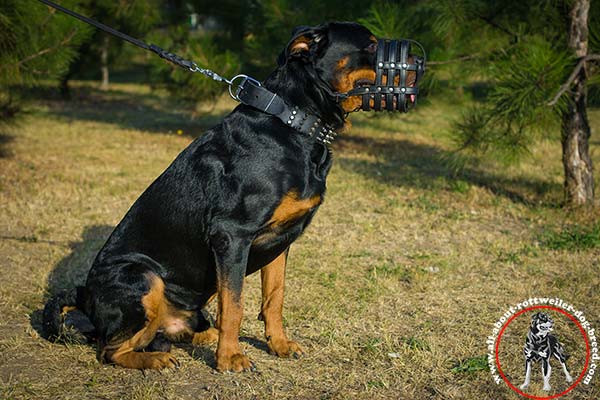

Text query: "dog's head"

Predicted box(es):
[279, 22, 424, 113]
[530, 312, 554, 337]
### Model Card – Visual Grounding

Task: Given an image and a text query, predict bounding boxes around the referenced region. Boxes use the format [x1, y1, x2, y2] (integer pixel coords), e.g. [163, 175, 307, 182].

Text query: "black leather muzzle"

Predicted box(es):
[342, 39, 425, 112]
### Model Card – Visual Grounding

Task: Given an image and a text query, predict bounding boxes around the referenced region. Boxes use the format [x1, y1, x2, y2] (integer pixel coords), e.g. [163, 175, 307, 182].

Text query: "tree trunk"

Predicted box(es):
[561, 0, 594, 206]
[100, 36, 109, 91]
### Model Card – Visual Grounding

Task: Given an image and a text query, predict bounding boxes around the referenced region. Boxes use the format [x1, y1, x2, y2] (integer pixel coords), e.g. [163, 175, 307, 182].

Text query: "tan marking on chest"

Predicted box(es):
[269, 191, 322, 227]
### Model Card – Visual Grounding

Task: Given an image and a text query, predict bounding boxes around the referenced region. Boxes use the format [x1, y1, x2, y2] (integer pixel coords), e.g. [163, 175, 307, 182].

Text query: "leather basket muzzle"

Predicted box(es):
[345, 39, 425, 112]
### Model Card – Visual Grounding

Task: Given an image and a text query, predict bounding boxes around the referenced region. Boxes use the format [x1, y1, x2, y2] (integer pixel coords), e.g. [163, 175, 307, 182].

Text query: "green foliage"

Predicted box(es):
[0, 0, 91, 121]
[430, 0, 587, 171]
[149, 29, 241, 101]
[451, 355, 489, 373]
[359, 1, 410, 38]
[449, 38, 573, 168]
[243, 0, 371, 77]
[69, 0, 161, 81]
[540, 223, 600, 251]
[0, 0, 91, 87]
[403, 336, 431, 351]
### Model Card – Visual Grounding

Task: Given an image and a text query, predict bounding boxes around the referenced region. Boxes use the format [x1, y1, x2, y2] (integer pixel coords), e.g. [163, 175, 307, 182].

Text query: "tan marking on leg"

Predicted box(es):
[106, 275, 185, 369]
[192, 327, 219, 346]
[260, 251, 303, 358]
[215, 284, 251, 372]
[269, 191, 321, 227]
[192, 293, 219, 346]
[61, 305, 77, 316]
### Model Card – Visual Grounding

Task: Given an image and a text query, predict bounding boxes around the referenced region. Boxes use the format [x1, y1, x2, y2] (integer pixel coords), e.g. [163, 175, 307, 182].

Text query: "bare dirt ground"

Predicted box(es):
[1, 82, 599, 399]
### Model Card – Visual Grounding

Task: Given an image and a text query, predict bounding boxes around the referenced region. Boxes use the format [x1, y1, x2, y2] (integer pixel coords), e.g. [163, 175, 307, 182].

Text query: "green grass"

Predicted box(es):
[0, 81, 599, 399]
[540, 223, 600, 251]
[451, 356, 489, 374]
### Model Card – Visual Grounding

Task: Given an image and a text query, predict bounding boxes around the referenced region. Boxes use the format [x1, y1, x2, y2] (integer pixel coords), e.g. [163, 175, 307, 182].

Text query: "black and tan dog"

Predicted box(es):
[43, 22, 419, 372]
[520, 312, 573, 391]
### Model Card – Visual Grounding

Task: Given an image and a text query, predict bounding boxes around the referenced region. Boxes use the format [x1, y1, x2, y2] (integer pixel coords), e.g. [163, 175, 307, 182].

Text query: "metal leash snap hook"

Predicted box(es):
[227, 74, 262, 101]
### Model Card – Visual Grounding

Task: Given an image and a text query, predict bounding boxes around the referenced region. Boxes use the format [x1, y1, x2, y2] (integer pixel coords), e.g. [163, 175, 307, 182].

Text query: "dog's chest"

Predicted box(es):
[247, 192, 323, 271]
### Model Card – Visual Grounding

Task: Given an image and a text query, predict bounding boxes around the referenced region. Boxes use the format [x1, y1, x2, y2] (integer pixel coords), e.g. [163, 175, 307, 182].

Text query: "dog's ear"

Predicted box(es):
[531, 312, 540, 325]
[278, 25, 328, 66]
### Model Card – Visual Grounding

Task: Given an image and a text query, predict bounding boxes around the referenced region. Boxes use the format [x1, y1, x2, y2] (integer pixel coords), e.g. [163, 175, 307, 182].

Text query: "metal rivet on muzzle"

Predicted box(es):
[337, 38, 426, 113]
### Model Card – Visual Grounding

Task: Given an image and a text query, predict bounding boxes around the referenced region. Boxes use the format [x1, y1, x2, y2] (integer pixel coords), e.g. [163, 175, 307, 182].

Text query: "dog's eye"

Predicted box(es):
[365, 42, 377, 54]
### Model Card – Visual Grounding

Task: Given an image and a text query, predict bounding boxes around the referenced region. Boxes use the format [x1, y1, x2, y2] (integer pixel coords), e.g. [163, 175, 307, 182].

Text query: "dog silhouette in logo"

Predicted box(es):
[519, 312, 573, 391]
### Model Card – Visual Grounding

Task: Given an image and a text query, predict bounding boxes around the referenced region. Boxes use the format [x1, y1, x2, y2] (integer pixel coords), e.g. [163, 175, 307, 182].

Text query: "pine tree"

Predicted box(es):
[146, 0, 373, 103]
[428, 0, 600, 206]
[559, 0, 595, 204]
[75, 0, 161, 90]
[0, 0, 91, 121]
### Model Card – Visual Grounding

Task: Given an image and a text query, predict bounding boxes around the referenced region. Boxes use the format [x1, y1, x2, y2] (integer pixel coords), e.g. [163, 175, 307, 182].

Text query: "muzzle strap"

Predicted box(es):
[341, 38, 425, 113]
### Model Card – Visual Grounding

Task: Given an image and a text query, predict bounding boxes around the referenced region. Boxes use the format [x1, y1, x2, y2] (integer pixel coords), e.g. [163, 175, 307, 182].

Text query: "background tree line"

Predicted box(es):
[1, 0, 599, 207]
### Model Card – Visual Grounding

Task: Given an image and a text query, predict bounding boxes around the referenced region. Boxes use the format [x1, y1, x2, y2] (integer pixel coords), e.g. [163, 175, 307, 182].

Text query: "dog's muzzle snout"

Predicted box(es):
[344, 38, 425, 112]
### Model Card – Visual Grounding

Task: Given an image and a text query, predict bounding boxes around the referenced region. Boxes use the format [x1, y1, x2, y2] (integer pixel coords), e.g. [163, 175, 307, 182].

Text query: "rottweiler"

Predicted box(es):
[43, 22, 420, 372]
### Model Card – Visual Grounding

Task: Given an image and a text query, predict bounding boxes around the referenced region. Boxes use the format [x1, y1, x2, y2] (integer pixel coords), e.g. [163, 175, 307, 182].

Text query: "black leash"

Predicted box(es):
[36, 0, 340, 144]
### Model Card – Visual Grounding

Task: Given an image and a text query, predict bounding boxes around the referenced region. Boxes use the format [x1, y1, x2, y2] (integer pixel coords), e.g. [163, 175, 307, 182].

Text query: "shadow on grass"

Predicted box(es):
[0, 132, 14, 158]
[30, 225, 113, 341]
[335, 131, 561, 206]
[19, 84, 230, 136]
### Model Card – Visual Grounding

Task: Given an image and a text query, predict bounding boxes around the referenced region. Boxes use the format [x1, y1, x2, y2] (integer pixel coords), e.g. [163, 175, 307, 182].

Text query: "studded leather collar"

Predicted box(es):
[236, 80, 338, 145]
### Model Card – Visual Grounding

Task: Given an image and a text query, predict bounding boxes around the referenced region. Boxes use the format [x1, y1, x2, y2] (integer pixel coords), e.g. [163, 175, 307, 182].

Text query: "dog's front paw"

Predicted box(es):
[216, 352, 254, 372]
[267, 336, 304, 358]
[519, 383, 529, 390]
[566, 373, 573, 383]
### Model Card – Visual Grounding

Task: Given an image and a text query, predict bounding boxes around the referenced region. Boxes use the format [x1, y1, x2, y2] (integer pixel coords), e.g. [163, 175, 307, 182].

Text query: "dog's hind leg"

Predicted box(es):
[561, 362, 573, 383]
[555, 354, 573, 383]
[542, 360, 552, 391]
[552, 341, 573, 383]
[94, 271, 180, 369]
[520, 360, 531, 390]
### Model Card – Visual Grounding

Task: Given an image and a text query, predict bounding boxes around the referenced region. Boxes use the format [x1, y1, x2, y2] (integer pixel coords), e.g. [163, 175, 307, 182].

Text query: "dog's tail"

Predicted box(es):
[42, 286, 90, 342]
